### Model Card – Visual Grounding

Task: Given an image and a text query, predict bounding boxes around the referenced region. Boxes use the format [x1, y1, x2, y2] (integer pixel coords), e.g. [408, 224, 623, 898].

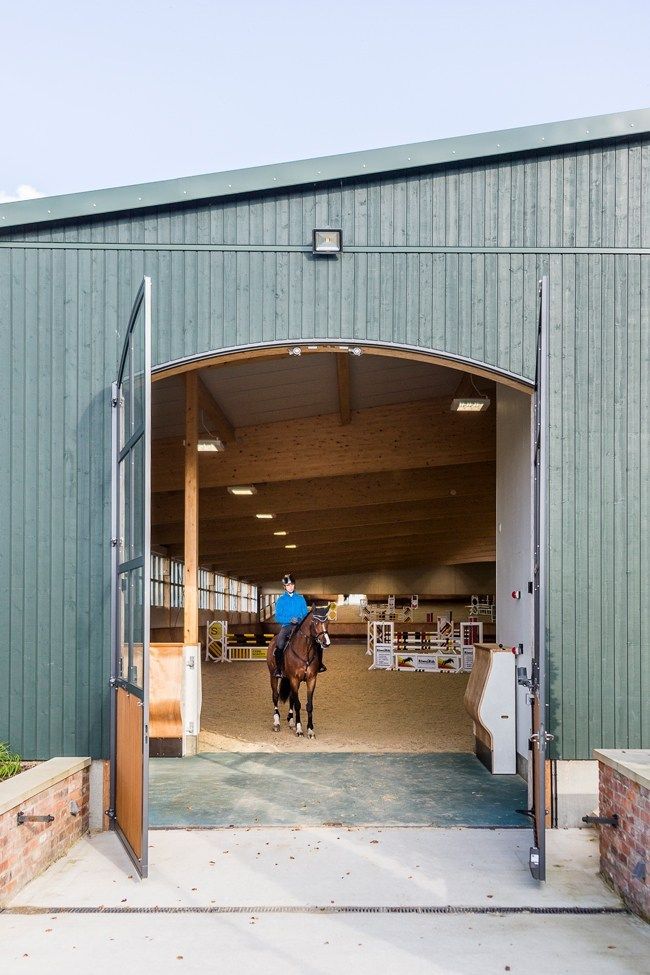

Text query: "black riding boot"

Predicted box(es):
[317, 646, 327, 673]
[273, 647, 283, 678]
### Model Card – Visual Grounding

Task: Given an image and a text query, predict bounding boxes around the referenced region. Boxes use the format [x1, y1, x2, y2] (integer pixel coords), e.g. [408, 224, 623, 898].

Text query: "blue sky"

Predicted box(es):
[1, 0, 649, 201]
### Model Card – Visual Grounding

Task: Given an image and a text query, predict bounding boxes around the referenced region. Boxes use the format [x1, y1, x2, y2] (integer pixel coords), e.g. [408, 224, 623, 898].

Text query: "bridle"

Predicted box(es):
[309, 611, 330, 648]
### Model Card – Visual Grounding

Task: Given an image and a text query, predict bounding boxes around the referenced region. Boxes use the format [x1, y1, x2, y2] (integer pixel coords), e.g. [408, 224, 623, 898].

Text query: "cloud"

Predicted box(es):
[0, 184, 45, 204]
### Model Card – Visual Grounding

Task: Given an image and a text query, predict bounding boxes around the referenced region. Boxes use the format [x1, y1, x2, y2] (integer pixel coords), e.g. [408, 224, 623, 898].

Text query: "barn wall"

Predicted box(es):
[0, 137, 648, 759]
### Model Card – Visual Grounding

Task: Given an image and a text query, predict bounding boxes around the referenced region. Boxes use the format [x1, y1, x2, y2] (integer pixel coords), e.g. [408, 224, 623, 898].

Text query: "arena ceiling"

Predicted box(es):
[151, 352, 496, 583]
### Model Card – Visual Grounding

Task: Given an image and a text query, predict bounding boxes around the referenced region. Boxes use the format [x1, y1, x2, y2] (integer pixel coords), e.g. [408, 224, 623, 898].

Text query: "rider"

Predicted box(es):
[273, 573, 327, 677]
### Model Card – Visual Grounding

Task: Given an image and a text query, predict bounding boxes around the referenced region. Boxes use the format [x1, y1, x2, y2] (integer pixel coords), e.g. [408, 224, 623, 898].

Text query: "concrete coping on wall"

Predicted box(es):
[0, 757, 91, 816]
[593, 749, 650, 791]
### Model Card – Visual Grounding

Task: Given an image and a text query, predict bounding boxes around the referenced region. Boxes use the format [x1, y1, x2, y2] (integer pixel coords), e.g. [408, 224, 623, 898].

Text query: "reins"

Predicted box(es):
[284, 613, 319, 669]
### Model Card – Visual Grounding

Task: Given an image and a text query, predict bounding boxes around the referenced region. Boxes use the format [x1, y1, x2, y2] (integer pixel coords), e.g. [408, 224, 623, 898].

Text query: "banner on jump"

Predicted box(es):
[373, 645, 394, 669]
[395, 653, 461, 672]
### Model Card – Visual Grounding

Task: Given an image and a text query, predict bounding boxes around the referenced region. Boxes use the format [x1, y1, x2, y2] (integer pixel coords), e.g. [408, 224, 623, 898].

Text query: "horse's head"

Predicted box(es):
[310, 605, 331, 647]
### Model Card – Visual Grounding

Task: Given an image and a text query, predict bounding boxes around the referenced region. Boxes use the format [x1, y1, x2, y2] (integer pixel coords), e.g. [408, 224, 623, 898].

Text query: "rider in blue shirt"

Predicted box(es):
[273, 573, 327, 676]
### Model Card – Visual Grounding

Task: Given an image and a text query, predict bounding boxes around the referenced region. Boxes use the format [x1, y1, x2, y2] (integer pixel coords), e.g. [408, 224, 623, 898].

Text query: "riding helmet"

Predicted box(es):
[282, 573, 295, 585]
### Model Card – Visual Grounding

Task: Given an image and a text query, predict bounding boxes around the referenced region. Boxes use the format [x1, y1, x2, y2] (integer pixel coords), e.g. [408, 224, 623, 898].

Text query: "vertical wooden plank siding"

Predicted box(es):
[0, 138, 648, 759]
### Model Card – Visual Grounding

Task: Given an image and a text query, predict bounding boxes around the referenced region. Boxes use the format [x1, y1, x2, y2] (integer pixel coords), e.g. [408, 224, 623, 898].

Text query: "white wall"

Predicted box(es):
[496, 386, 534, 767]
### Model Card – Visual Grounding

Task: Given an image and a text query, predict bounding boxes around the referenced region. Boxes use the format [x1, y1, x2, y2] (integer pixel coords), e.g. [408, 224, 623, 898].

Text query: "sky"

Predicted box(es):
[1, 0, 649, 202]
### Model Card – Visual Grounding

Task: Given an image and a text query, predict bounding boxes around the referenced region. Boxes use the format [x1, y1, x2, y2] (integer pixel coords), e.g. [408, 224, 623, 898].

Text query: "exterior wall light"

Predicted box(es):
[312, 229, 342, 254]
[288, 346, 302, 356]
[227, 485, 257, 496]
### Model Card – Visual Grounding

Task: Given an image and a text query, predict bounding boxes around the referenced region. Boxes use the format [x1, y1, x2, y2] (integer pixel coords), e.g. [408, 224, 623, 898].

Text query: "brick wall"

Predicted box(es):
[0, 764, 90, 905]
[598, 764, 649, 921]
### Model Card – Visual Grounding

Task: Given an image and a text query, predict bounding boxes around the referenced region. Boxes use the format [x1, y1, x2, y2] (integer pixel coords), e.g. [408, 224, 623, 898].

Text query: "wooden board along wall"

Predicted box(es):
[115, 688, 144, 862]
[150, 644, 184, 739]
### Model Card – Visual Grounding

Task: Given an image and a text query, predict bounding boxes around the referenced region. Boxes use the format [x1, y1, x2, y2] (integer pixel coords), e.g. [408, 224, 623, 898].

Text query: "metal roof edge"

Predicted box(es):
[1, 107, 648, 231]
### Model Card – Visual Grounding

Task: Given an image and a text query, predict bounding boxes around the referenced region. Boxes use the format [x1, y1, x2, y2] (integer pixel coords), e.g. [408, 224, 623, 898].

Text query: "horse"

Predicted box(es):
[267, 605, 331, 738]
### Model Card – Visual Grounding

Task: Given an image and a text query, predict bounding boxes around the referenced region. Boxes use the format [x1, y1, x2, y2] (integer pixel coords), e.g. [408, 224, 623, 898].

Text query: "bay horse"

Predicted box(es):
[267, 606, 331, 738]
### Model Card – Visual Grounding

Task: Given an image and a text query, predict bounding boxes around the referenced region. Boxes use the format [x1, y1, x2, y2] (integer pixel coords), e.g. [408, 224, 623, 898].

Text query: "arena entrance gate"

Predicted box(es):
[109, 277, 153, 878]
[107, 276, 549, 882]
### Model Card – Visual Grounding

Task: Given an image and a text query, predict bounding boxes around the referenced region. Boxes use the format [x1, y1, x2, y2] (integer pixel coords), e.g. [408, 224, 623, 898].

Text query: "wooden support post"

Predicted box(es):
[184, 372, 199, 646]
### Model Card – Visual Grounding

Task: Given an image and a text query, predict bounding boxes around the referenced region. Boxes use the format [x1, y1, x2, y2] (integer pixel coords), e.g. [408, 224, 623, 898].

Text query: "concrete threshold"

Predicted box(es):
[6, 827, 621, 910]
[4, 827, 649, 975]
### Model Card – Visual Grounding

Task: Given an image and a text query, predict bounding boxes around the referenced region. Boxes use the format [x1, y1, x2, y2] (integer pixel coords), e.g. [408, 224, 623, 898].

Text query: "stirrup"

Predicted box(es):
[318, 663, 327, 673]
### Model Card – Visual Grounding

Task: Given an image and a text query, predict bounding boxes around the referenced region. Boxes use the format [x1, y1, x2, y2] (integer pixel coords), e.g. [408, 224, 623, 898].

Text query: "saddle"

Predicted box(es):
[273, 619, 327, 675]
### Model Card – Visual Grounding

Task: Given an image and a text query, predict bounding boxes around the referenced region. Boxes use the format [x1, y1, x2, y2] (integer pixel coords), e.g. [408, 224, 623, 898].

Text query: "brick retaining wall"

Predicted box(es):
[0, 758, 91, 905]
[595, 751, 649, 921]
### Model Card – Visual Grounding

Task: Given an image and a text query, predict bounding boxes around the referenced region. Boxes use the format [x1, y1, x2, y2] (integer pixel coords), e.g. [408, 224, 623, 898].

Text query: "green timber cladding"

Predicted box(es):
[0, 110, 648, 760]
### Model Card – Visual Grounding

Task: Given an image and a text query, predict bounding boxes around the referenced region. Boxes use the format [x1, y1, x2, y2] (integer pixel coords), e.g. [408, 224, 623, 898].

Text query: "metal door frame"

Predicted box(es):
[109, 276, 152, 878]
[529, 274, 551, 880]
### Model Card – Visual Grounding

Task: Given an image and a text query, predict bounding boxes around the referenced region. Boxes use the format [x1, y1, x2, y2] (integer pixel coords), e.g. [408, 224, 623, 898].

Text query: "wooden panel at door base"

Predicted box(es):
[116, 688, 144, 861]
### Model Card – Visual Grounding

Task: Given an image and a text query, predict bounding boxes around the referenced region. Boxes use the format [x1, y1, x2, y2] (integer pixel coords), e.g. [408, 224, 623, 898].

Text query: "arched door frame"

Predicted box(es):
[152, 338, 534, 395]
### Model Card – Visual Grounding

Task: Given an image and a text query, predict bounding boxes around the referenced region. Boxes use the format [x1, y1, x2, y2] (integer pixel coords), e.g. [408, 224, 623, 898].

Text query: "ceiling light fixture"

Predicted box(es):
[450, 374, 491, 413]
[256, 513, 275, 520]
[227, 485, 257, 496]
[273, 530, 287, 536]
[198, 412, 226, 452]
[285, 543, 297, 549]
[197, 437, 225, 452]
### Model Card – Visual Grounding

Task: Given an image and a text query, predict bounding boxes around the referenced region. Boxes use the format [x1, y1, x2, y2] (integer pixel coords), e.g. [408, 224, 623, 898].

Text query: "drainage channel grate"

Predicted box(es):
[2, 905, 629, 916]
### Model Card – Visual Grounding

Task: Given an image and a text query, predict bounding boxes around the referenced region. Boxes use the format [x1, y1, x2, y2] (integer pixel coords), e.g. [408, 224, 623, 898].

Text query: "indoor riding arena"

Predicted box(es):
[1, 108, 648, 883]
[147, 350, 529, 829]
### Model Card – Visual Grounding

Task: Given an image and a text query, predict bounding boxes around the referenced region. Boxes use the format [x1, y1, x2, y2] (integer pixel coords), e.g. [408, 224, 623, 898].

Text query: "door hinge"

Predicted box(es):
[109, 676, 117, 688]
[106, 807, 116, 820]
[111, 396, 118, 408]
[111, 537, 118, 547]
[529, 730, 555, 747]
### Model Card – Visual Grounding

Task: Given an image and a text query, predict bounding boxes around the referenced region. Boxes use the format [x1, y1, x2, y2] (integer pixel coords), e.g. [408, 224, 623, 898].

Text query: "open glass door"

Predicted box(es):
[110, 277, 152, 878]
[529, 275, 551, 880]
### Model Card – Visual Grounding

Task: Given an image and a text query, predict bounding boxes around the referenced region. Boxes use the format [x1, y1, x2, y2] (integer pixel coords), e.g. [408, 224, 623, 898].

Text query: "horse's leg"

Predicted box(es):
[287, 690, 295, 730]
[306, 675, 316, 739]
[292, 681, 303, 737]
[270, 672, 281, 732]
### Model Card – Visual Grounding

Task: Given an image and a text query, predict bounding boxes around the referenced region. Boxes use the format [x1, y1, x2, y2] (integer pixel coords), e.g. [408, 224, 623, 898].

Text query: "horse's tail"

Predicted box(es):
[279, 676, 291, 703]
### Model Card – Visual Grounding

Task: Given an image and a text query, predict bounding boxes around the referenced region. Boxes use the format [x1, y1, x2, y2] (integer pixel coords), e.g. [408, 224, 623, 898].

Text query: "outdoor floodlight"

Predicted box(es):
[312, 229, 342, 254]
